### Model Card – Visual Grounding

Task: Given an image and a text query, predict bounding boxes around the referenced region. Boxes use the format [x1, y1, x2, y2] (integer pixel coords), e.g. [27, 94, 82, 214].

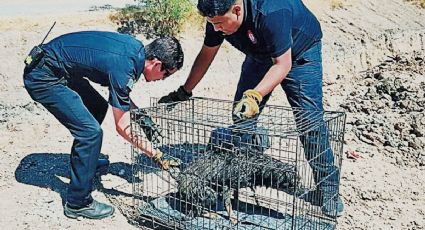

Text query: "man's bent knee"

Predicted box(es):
[76, 125, 103, 141]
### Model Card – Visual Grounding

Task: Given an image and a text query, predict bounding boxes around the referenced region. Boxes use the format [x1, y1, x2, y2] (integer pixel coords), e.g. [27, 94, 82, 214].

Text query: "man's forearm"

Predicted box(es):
[254, 49, 292, 97]
[119, 125, 156, 157]
[254, 63, 290, 97]
[113, 108, 156, 158]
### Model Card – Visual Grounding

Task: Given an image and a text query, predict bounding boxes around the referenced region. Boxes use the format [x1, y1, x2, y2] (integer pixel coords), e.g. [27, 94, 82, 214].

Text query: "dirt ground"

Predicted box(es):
[0, 0, 424, 229]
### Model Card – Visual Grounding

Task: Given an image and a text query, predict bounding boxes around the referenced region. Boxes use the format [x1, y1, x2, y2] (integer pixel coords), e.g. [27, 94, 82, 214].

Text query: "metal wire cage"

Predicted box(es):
[130, 97, 346, 230]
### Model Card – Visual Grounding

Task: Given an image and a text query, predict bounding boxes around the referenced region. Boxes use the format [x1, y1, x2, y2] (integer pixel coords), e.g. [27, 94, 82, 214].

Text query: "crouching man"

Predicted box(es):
[23, 31, 183, 219]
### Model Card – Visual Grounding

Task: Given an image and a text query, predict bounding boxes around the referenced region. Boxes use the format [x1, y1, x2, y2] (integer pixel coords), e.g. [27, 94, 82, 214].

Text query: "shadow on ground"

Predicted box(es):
[14, 153, 134, 205]
[13, 148, 307, 230]
[13, 152, 169, 229]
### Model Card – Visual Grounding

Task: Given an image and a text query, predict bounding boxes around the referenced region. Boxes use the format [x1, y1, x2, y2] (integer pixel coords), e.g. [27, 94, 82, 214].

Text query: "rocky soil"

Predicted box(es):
[342, 55, 425, 167]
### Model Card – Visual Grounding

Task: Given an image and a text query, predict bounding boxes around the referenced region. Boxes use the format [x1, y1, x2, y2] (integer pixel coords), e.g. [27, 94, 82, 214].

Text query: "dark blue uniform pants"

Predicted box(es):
[23, 57, 108, 207]
[233, 42, 340, 190]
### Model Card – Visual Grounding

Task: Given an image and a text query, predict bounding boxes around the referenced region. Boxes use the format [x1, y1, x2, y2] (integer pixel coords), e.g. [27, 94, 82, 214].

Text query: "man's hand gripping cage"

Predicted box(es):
[152, 149, 181, 170]
[234, 89, 263, 119]
[133, 109, 181, 170]
[134, 109, 163, 144]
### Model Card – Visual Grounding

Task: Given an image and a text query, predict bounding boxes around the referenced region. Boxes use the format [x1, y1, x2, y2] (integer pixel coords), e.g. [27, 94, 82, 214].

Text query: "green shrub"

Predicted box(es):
[110, 0, 197, 38]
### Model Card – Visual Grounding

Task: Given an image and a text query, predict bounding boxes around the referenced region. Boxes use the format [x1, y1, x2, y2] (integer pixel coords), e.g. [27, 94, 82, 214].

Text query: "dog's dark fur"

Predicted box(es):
[173, 146, 300, 223]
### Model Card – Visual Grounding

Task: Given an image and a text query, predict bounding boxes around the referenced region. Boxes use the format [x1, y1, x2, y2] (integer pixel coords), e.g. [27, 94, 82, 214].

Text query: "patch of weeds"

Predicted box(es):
[109, 0, 200, 38]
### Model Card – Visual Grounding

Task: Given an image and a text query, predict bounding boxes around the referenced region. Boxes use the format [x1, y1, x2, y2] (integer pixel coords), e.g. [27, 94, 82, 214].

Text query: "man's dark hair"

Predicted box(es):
[197, 0, 237, 17]
[145, 36, 184, 71]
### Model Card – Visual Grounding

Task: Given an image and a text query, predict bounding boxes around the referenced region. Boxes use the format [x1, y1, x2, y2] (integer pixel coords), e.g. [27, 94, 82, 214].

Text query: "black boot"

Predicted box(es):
[64, 200, 115, 219]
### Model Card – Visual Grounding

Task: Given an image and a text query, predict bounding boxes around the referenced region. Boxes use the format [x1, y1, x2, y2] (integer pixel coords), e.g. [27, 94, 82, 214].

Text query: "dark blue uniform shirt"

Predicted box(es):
[204, 0, 322, 62]
[42, 31, 145, 111]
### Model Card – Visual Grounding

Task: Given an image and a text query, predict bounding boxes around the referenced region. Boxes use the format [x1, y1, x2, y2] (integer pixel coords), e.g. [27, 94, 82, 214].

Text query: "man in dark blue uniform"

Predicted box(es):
[23, 31, 184, 219]
[159, 0, 344, 217]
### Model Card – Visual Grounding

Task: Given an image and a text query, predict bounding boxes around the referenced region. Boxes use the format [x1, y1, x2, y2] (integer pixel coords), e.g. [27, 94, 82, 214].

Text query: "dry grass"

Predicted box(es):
[330, 0, 344, 10]
[406, 0, 425, 8]
[180, 10, 204, 35]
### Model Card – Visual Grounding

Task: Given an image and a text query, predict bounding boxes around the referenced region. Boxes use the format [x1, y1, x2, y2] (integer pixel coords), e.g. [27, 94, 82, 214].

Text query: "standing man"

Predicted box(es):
[23, 31, 184, 219]
[159, 0, 344, 217]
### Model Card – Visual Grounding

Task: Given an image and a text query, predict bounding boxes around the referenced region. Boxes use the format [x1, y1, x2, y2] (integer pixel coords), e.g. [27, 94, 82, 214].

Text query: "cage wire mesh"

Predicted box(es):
[130, 97, 346, 230]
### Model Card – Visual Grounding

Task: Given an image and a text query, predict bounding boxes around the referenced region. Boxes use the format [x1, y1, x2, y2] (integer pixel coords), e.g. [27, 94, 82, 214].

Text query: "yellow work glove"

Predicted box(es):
[152, 149, 181, 170]
[234, 89, 263, 119]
